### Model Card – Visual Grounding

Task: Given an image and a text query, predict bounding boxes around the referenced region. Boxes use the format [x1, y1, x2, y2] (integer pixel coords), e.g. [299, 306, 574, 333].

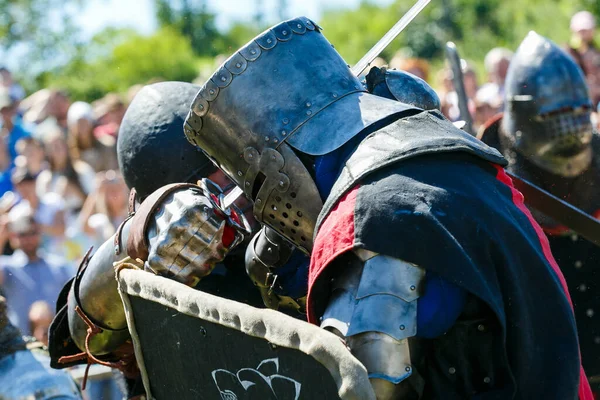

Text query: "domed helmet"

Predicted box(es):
[365, 66, 441, 111]
[502, 32, 594, 177]
[118, 81, 217, 200]
[184, 17, 417, 253]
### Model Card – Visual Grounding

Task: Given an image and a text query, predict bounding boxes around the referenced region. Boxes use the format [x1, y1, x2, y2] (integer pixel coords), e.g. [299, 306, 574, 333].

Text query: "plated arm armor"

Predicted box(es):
[319, 250, 426, 400]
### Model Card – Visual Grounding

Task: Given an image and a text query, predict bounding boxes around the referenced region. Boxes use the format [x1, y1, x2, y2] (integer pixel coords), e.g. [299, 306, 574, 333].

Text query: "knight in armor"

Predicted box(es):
[48, 81, 308, 397]
[47, 19, 593, 399]
[478, 31, 600, 393]
[180, 18, 591, 399]
[0, 295, 82, 399]
[46, 81, 263, 395]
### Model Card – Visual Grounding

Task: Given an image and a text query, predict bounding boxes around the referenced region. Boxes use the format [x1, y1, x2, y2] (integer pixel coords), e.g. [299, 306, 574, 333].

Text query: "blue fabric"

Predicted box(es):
[0, 251, 74, 334]
[314, 152, 342, 200]
[272, 251, 309, 300]
[5, 122, 31, 165]
[0, 169, 12, 196]
[416, 271, 467, 338]
[314, 134, 367, 200]
[0, 119, 31, 197]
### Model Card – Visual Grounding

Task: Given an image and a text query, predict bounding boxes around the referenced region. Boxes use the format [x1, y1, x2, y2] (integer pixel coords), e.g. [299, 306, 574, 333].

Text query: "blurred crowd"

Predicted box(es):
[0, 8, 599, 400]
[0, 68, 132, 397]
[375, 10, 600, 135]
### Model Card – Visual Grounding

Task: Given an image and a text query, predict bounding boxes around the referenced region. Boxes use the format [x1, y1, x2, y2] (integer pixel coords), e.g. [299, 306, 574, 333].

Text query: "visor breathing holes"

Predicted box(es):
[285, 203, 292, 209]
[293, 220, 299, 227]
[282, 212, 289, 218]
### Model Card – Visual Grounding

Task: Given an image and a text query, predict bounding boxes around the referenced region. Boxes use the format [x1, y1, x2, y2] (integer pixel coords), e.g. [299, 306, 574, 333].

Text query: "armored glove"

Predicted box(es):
[143, 179, 250, 287]
[52, 180, 250, 365]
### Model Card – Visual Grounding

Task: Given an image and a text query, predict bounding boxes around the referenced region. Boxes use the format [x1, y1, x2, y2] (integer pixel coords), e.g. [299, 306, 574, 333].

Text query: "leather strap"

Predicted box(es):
[112, 188, 140, 256]
[113, 214, 134, 256]
[126, 183, 200, 261]
[128, 188, 138, 214]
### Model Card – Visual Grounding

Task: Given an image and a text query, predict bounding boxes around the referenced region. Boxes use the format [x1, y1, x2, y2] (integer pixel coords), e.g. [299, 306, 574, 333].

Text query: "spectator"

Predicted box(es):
[474, 87, 501, 131]
[78, 170, 128, 248]
[567, 11, 600, 106]
[437, 67, 454, 119]
[67, 101, 118, 172]
[45, 90, 70, 132]
[0, 89, 31, 196]
[390, 55, 430, 82]
[478, 47, 513, 111]
[92, 93, 126, 139]
[0, 89, 31, 168]
[11, 166, 66, 257]
[462, 62, 479, 100]
[0, 204, 72, 334]
[15, 137, 47, 178]
[126, 84, 143, 104]
[370, 57, 388, 69]
[0, 67, 26, 102]
[20, 89, 52, 127]
[28, 300, 53, 346]
[36, 127, 94, 225]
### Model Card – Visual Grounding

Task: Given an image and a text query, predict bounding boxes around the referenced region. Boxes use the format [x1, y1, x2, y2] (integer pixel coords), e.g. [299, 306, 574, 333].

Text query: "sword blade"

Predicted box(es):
[508, 171, 600, 247]
[223, 186, 244, 209]
[351, 0, 431, 77]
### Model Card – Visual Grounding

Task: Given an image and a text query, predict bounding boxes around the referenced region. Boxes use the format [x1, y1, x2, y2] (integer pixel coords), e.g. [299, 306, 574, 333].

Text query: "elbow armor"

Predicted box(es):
[320, 251, 426, 399]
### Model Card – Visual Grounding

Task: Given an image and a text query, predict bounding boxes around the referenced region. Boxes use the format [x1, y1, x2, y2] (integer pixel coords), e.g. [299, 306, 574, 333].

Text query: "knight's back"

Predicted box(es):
[314, 112, 582, 399]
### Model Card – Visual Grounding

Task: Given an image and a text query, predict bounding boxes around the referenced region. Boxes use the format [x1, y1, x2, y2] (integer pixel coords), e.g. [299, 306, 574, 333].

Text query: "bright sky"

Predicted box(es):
[77, 0, 394, 39]
[2, 0, 395, 73]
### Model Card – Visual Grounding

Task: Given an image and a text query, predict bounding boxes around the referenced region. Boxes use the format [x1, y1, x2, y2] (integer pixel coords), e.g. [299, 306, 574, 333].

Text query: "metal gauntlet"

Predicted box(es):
[64, 181, 250, 358]
[144, 179, 250, 286]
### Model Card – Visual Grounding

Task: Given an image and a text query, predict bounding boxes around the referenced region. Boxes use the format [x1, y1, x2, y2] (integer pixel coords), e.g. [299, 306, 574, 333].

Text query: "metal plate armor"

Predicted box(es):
[320, 252, 425, 395]
[184, 17, 419, 253]
[365, 66, 441, 111]
[502, 32, 594, 177]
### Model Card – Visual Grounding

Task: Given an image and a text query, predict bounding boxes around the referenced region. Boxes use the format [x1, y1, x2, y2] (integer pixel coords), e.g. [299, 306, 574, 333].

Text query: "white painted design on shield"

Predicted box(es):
[212, 357, 301, 400]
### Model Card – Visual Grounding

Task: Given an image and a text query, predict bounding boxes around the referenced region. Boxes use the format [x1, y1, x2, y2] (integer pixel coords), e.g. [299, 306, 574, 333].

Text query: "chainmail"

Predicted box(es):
[0, 296, 26, 360]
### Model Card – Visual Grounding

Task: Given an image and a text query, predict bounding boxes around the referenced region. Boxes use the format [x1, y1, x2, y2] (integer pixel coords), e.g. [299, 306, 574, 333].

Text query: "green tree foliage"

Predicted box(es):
[155, 0, 225, 57]
[43, 27, 199, 102]
[9, 0, 600, 100]
[0, 0, 82, 80]
[320, 0, 596, 76]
